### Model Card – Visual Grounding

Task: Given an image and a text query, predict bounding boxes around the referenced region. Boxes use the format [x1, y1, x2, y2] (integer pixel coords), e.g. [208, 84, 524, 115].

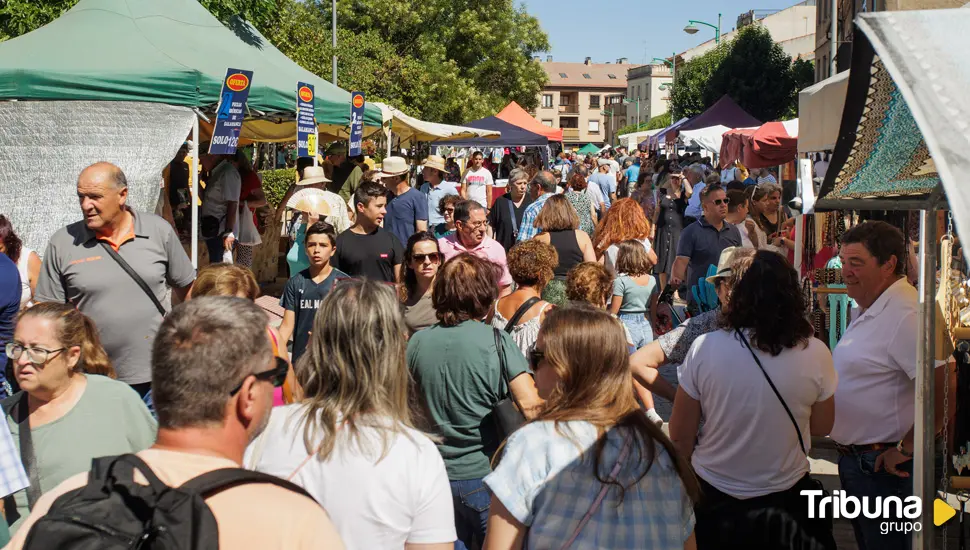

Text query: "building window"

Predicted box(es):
[582, 73, 592, 79]
[559, 72, 568, 78]
[608, 74, 617, 79]
[589, 95, 600, 108]
[541, 119, 553, 127]
[542, 94, 553, 108]
[588, 120, 600, 134]
[637, 85, 641, 99]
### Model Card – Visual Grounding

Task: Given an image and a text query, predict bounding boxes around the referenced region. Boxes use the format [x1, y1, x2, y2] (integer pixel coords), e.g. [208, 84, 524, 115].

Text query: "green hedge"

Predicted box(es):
[260, 168, 296, 209]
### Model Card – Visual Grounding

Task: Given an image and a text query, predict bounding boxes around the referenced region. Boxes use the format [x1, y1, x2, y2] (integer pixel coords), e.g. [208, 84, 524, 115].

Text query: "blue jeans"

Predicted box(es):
[619, 312, 654, 350]
[837, 449, 913, 550]
[450, 478, 490, 550]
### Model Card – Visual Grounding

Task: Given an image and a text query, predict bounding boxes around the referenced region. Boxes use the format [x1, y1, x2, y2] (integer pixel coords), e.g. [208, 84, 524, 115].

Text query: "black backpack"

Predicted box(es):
[22, 453, 315, 549]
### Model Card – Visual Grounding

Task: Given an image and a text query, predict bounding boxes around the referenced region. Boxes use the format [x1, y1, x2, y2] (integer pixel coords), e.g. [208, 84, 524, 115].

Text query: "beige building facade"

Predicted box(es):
[532, 58, 632, 147]
[681, 2, 817, 63]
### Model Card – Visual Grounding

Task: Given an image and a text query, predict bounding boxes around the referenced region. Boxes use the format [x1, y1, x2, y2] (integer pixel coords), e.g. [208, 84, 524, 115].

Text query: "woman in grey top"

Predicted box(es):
[399, 232, 443, 334]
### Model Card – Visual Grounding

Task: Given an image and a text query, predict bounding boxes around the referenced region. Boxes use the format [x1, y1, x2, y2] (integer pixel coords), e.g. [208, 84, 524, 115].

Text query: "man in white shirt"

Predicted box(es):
[830, 221, 951, 550]
[460, 151, 494, 209]
[682, 164, 706, 225]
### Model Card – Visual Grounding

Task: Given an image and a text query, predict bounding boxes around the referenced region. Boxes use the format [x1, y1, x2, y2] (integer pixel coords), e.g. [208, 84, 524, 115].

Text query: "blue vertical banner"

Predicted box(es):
[296, 82, 317, 158]
[349, 91, 366, 156]
[209, 68, 253, 155]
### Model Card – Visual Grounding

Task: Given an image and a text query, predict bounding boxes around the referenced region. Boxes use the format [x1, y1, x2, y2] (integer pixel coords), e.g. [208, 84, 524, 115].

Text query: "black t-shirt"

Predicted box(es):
[331, 227, 404, 283]
[281, 267, 348, 361]
[488, 195, 533, 251]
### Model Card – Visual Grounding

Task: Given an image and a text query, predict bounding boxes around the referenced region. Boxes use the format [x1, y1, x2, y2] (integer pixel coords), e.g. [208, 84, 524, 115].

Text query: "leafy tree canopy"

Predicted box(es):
[0, 0, 549, 125]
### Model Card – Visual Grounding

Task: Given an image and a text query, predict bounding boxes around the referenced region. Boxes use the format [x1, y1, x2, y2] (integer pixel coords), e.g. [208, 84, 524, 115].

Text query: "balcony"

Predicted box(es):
[561, 128, 580, 141]
[558, 104, 579, 115]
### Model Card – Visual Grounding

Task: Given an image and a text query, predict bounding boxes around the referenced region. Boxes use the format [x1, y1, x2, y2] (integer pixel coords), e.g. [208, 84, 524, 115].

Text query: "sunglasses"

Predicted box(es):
[411, 253, 441, 263]
[528, 348, 545, 370]
[711, 199, 728, 206]
[229, 356, 289, 396]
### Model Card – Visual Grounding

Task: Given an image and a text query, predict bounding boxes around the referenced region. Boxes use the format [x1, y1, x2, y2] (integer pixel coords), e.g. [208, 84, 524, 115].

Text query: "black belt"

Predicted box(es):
[834, 442, 896, 456]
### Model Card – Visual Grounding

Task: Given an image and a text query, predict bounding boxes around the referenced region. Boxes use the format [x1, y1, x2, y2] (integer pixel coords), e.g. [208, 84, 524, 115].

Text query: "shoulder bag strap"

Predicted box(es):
[560, 432, 634, 550]
[506, 198, 519, 238]
[735, 328, 807, 455]
[504, 297, 542, 333]
[99, 242, 166, 317]
[493, 328, 521, 410]
[9, 395, 41, 509]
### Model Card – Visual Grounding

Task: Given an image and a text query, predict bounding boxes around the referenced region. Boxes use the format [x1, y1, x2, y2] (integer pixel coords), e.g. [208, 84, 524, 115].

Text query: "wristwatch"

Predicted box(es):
[896, 440, 914, 458]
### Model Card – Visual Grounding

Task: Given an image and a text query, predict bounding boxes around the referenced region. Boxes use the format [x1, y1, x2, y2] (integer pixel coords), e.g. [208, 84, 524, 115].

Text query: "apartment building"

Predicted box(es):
[815, 0, 963, 82]
[531, 57, 632, 147]
[680, 2, 817, 63]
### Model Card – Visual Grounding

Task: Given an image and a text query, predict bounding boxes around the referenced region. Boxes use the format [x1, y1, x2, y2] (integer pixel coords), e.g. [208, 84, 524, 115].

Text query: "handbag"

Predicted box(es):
[236, 201, 262, 246]
[492, 328, 526, 439]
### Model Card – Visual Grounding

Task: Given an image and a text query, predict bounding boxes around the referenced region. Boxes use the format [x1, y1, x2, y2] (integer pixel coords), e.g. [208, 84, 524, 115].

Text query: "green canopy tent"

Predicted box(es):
[0, 0, 383, 133]
[577, 143, 601, 155]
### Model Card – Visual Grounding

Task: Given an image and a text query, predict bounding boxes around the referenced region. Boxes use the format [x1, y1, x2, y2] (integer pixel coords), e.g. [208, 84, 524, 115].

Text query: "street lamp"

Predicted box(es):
[651, 54, 677, 121]
[684, 13, 721, 45]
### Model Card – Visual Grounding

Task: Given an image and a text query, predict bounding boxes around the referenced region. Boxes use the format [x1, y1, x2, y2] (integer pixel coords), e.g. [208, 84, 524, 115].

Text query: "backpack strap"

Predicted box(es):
[179, 468, 316, 503]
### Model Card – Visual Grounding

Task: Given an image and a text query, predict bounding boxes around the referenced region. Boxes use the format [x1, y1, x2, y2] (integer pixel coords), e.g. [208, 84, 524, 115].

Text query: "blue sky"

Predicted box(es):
[521, 0, 806, 64]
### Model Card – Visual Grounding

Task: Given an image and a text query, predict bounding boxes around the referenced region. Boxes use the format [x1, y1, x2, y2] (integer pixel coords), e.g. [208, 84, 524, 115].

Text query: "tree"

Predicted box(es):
[670, 46, 729, 120]
[646, 112, 672, 130]
[788, 58, 815, 118]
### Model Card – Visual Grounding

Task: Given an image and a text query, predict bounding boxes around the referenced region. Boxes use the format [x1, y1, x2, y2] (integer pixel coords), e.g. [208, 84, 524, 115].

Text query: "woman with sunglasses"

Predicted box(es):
[3, 303, 156, 532]
[400, 232, 444, 334]
[248, 279, 456, 549]
[652, 170, 691, 292]
[483, 306, 700, 550]
[433, 194, 463, 239]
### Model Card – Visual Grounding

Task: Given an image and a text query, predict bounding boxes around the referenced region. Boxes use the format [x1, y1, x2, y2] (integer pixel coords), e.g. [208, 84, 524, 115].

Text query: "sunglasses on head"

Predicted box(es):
[230, 356, 289, 396]
[412, 253, 441, 263]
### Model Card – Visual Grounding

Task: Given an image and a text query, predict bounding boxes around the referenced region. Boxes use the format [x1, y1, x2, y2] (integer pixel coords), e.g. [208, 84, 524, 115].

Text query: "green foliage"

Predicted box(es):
[646, 112, 672, 130]
[671, 26, 808, 122]
[260, 168, 296, 209]
[0, 0, 76, 40]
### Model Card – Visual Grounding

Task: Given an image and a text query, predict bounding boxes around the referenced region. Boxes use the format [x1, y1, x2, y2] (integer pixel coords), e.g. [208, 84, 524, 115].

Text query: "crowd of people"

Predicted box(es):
[0, 141, 953, 550]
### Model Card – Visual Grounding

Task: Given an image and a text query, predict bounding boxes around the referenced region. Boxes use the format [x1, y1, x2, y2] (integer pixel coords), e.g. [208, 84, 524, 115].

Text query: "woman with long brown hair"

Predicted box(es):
[668, 251, 837, 549]
[533, 195, 597, 306]
[3, 303, 155, 532]
[483, 306, 700, 550]
[594, 198, 659, 273]
[249, 279, 455, 548]
[399, 231, 443, 334]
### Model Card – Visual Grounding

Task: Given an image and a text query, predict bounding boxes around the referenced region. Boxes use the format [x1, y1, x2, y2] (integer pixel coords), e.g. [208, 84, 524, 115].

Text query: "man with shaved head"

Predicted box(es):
[35, 162, 196, 399]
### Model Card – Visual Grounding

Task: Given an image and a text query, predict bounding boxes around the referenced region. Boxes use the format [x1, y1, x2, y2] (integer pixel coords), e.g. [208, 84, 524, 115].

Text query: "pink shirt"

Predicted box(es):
[438, 234, 513, 287]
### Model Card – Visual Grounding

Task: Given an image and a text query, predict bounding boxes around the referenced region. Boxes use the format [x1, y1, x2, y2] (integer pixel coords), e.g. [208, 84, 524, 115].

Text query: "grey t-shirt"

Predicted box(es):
[200, 160, 242, 234]
[35, 210, 196, 384]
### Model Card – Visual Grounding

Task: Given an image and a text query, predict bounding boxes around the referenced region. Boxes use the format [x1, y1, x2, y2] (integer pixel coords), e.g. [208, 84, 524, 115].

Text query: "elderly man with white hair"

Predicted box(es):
[682, 163, 708, 226]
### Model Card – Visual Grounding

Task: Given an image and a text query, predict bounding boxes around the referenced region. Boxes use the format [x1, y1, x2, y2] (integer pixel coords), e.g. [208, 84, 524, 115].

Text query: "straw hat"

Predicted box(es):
[298, 165, 332, 186]
[421, 155, 447, 173]
[377, 156, 409, 177]
[706, 247, 740, 284]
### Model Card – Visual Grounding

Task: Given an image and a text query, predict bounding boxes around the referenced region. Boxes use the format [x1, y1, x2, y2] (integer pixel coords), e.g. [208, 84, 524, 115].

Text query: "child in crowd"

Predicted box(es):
[278, 222, 347, 362]
[609, 240, 659, 350]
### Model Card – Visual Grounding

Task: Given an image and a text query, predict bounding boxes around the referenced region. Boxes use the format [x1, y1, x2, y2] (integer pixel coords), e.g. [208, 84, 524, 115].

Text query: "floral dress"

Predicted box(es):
[564, 191, 596, 237]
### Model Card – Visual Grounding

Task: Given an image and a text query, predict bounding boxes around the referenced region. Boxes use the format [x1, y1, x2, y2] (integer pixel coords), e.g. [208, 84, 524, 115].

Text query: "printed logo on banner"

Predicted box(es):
[297, 81, 318, 158]
[210, 68, 253, 155]
[349, 91, 366, 157]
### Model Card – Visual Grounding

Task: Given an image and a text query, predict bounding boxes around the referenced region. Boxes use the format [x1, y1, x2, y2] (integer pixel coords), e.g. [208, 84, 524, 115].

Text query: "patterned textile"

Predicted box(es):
[517, 194, 552, 242]
[657, 308, 721, 365]
[541, 279, 567, 307]
[564, 191, 595, 236]
[484, 421, 694, 550]
[0, 417, 27, 498]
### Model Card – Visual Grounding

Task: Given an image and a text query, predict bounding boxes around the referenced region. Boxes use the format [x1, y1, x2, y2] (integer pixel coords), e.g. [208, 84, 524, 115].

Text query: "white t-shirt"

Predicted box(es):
[246, 405, 456, 549]
[679, 329, 837, 499]
[830, 278, 944, 445]
[200, 160, 242, 234]
[462, 167, 493, 207]
[732, 219, 767, 250]
[604, 238, 653, 273]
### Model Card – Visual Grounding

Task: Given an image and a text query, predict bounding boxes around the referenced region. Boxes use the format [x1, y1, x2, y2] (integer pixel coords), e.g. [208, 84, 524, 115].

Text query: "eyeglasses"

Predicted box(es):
[460, 220, 489, 229]
[229, 356, 289, 396]
[5, 342, 67, 365]
[528, 348, 545, 371]
[411, 253, 441, 263]
[711, 199, 729, 206]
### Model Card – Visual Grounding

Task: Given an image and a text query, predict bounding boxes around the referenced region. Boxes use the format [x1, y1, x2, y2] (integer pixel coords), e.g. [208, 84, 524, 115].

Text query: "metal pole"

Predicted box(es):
[671, 52, 676, 121]
[637, 97, 640, 128]
[717, 13, 722, 45]
[913, 208, 937, 550]
[830, 0, 838, 77]
[190, 115, 200, 269]
[331, 0, 338, 85]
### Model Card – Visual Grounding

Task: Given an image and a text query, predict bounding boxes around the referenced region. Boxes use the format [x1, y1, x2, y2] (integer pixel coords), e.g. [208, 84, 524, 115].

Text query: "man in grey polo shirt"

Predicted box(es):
[671, 184, 741, 312]
[35, 162, 195, 397]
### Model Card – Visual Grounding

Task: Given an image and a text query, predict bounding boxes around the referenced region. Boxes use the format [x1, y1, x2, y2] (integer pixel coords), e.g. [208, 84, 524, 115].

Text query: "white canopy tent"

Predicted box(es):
[616, 128, 662, 151]
[372, 103, 500, 151]
[797, 71, 849, 153]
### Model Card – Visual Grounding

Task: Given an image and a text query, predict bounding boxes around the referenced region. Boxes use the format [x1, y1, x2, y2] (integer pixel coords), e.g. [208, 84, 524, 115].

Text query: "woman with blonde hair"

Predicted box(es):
[248, 279, 456, 549]
[594, 198, 659, 273]
[483, 306, 700, 550]
[534, 195, 596, 306]
[3, 303, 155, 532]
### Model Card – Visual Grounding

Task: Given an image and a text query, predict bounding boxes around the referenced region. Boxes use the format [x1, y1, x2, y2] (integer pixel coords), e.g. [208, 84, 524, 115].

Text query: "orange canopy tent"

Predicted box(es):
[496, 102, 563, 142]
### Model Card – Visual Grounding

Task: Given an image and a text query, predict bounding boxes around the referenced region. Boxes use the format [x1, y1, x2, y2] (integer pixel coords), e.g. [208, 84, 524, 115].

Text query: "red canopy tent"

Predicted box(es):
[719, 121, 798, 169]
[496, 101, 563, 142]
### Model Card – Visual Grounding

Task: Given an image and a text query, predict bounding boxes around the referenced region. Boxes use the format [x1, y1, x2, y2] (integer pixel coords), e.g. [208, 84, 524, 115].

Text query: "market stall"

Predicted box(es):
[718, 120, 798, 170]
[813, 10, 970, 546]
[495, 101, 563, 142]
[666, 95, 761, 146]
[372, 102, 501, 151]
[798, 70, 849, 154]
[643, 117, 690, 150]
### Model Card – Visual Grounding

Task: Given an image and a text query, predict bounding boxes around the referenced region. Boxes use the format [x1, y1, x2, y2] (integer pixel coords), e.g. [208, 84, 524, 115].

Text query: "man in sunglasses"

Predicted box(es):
[671, 184, 741, 313]
[7, 297, 344, 549]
